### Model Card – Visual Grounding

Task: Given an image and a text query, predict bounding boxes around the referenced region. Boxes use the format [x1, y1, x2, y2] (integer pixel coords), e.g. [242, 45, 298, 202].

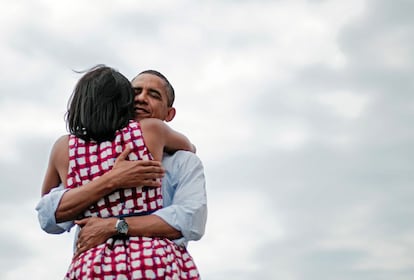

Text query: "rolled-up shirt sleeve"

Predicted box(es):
[35, 185, 74, 234]
[154, 151, 207, 247]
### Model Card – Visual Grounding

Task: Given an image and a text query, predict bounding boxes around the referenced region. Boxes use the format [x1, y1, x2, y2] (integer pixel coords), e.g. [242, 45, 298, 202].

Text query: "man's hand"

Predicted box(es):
[74, 217, 116, 258]
[55, 147, 165, 223]
[109, 147, 165, 188]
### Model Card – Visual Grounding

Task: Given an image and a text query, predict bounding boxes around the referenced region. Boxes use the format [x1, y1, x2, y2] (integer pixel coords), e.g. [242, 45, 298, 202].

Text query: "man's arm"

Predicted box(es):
[36, 185, 73, 234]
[153, 151, 207, 245]
[75, 151, 207, 255]
[74, 214, 182, 257]
[55, 148, 165, 223]
[114, 151, 207, 244]
[36, 148, 165, 231]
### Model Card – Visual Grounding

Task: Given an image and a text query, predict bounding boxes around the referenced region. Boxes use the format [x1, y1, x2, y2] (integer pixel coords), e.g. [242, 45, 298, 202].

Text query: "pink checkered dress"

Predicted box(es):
[64, 121, 200, 280]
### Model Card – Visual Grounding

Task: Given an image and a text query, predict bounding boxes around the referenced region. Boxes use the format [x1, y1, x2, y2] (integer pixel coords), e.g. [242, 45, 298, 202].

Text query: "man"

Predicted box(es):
[36, 70, 207, 257]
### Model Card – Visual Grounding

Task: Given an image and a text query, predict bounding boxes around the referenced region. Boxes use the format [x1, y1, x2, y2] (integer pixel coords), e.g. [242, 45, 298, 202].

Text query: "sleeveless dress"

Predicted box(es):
[64, 121, 200, 280]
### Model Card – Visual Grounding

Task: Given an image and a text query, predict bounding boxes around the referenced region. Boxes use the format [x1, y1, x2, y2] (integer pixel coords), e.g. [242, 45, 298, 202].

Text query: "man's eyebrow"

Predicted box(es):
[132, 86, 162, 97]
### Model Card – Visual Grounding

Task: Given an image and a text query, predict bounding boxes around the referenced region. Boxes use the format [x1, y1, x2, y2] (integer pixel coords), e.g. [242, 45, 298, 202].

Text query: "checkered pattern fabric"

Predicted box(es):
[64, 121, 200, 279]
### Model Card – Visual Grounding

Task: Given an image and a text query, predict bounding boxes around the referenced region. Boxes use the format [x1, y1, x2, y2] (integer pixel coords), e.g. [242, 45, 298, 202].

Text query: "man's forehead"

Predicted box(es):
[132, 73, 165, 87]
[132, 74, 170, 103]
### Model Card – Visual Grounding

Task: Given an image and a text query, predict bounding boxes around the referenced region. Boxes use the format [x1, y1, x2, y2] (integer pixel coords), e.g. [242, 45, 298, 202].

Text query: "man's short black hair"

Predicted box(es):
[138, 70, 175, 107]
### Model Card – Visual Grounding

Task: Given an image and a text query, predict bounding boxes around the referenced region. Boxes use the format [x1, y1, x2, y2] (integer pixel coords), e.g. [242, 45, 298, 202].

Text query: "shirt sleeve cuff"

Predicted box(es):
[35, 188, 74, 234]
[153, 207, 189, 247]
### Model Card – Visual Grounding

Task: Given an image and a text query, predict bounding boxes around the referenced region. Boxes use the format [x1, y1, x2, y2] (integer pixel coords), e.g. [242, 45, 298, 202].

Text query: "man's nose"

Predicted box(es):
[135, 91, 147, 103]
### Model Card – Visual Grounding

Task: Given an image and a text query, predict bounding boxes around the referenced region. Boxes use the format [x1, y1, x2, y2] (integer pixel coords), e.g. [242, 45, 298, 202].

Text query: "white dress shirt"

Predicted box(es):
[36, 151, 207, 247]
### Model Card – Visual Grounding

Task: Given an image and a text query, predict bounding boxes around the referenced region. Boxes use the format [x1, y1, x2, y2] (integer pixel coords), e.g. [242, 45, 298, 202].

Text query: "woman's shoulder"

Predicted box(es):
[139, 118, 165, 129]
[53, 134, 70, 148]
[50, 135, 70, 161]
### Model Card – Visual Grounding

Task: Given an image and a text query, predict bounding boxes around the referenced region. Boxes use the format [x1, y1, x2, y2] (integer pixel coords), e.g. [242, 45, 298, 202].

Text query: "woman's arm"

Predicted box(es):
[140, 118, 196, 161]
[41, 135, 69, 196]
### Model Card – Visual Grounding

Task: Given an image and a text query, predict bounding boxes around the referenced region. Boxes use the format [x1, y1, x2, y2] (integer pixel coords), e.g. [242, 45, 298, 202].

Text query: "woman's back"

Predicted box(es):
[66, 120, 163, 218]
[64, 120, 199, 280]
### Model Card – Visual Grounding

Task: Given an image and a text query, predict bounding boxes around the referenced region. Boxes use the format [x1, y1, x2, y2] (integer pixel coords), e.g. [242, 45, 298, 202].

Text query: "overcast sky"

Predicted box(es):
[1, 0, 413, 279]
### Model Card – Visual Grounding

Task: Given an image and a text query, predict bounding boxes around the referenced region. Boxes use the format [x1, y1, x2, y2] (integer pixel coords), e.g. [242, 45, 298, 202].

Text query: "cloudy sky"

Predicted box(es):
[1, 0, 413, 279]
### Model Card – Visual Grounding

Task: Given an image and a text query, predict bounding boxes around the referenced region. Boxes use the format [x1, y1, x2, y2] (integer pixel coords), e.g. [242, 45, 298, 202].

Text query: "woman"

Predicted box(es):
[42, 65, 200, 279]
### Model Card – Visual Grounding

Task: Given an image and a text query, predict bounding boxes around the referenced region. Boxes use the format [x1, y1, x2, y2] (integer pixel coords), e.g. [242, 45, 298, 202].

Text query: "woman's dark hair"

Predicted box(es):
[66, 65, 134, 142]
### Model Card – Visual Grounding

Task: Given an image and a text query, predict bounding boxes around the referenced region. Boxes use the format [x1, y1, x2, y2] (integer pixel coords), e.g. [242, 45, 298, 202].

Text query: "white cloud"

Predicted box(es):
[1, 200, 75, 280]
[317, 90, 370, 119]
[190, 189, 284, 276]
[0, 100, 66, 161]
[1, 0, 413, 279]
[319, 200, 414, 271]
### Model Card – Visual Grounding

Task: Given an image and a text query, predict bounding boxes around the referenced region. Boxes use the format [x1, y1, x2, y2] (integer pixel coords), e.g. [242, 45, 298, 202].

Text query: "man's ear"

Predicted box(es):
[165, 107, 176, 122]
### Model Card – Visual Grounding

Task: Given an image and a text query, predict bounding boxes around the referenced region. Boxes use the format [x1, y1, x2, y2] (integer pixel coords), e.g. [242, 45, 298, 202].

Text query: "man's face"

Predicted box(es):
[131, 73, 175, 122]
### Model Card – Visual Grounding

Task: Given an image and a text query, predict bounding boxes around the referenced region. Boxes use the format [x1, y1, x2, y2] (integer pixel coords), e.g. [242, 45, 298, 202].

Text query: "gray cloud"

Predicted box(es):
[0, 231, 33, 272]
[1, 0, 413, 279]
[202, 0, 414, 278]
[0, 137, 51, 202]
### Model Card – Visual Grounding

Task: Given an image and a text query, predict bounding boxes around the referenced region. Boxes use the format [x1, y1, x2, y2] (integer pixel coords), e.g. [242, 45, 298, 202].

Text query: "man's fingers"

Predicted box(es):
[75, 218, 89, 227]
[141, 169, 165, 179]
[136, 163, 165, 175]
[138, 160, 163, 168]
[115, 147, 132, 163]
[146, 166, 165, 174]
[73, 245, 86, 259]
[143, 179, 162, 187]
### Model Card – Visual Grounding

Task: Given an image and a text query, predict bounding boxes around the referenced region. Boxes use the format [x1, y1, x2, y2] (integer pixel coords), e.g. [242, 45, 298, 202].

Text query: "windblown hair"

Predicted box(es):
[138, 69, 175, 107]
[66, 65, 134, 142]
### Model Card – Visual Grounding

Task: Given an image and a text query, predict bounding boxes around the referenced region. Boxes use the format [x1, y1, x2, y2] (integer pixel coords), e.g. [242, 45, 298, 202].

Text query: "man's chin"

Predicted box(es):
[135, 113, 150, 121]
